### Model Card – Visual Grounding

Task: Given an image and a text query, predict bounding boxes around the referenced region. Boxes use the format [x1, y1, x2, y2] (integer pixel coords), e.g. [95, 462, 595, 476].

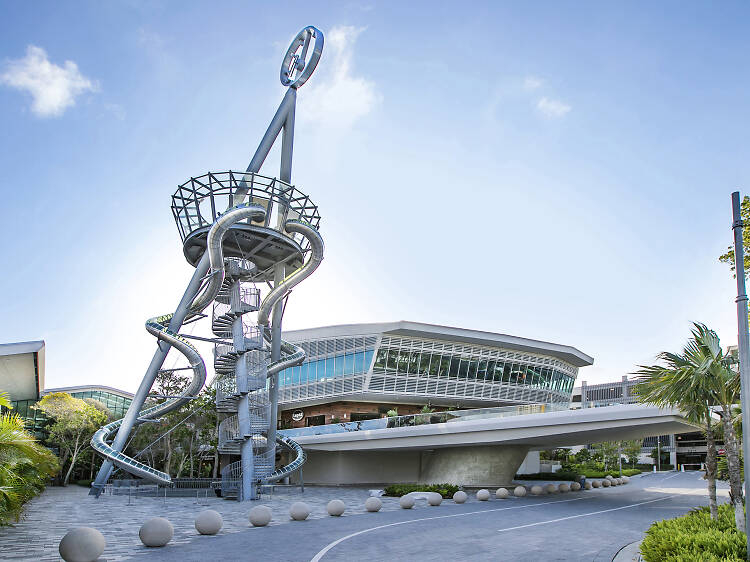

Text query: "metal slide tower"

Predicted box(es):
[90, 26, 325, 501]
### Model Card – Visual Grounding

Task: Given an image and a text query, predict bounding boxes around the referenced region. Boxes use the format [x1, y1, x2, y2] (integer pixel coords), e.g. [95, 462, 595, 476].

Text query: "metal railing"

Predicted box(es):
[280, 402, 571, 438]
[171, 171, 321, 254]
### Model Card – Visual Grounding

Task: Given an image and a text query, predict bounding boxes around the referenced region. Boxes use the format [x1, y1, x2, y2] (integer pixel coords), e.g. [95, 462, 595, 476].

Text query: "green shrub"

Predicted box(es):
[516, 468, 641, 481]
[640, 504, 746, 561]
[383, 483, 459, 498]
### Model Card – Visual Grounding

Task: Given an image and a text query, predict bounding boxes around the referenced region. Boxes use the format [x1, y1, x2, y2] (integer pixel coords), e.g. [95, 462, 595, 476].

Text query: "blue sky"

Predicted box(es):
[1, 1, 749, 392]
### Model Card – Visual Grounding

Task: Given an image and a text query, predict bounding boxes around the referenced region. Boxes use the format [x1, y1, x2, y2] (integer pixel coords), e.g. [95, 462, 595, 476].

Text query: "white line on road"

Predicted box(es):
[309, 496, 591, 562]
[496, 495, 676, 533]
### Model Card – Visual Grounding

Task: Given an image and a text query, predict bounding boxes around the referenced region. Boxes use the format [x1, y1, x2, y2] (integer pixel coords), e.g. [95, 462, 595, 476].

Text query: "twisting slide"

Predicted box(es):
[90, 26, 326, 500]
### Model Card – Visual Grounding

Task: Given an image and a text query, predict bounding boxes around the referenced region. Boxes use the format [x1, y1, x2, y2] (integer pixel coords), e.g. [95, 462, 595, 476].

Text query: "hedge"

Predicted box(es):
[383, 483, 459, 498]
[640, 504, 746, 561]
[516, 468, 641, 481]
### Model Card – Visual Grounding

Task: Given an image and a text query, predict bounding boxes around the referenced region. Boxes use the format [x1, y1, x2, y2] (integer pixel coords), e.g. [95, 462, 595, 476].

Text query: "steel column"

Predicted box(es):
[730, 191, 750, 557]
[90, 251, 211, 496]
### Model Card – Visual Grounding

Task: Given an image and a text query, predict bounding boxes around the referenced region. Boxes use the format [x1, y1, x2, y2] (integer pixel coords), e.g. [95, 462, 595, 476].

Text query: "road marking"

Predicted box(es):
[660, 472, 682, 481]
[496, 495, 676, 533]
[309, 497, 590, 562]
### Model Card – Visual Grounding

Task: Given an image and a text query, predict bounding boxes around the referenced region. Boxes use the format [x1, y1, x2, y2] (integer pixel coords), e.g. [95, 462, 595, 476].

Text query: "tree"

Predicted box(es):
[35, 393, 107, 486]
[124, 372, 219, 479]
[634, 323, 742, 527]
[0, 398, 58, 523]
[622, 440, 643, 468]
[590, 442, 620, 471]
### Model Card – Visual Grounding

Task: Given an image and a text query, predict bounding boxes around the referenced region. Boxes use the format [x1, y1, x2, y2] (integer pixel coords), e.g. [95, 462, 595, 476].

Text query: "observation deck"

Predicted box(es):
[172, 171, 321, 281]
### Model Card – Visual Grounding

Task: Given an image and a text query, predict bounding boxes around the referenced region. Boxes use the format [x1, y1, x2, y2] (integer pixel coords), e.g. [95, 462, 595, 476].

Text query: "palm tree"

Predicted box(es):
[634, 323, 742, 528]
[0, 411, 58, 523]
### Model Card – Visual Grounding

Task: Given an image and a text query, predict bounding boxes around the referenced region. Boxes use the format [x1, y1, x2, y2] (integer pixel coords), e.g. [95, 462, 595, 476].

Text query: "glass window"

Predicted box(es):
[490, 361, 501, 381]
[449, 356, 460, 378]
[477, 360, 487, 380]
[325, 358, 335, 379]
[439, 355, 451, 377]
[419, 352, 431, 375]
[342, 353, 353, 376]
[386, 350, 397, 372]
[467, 359, 477, 379]
[374, 349, 387, 370]
[408, 352, 420, 374]
[458, 358, 469, 379]
[354, 351, 364, 373]
[363, 349, 374, 372]
[396, 351, 410, 373]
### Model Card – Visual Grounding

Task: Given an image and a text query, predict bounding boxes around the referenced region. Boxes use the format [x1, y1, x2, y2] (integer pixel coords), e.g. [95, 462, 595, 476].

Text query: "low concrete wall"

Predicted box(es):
[293, 445, 530, 487]
[294, 449, 421, 485]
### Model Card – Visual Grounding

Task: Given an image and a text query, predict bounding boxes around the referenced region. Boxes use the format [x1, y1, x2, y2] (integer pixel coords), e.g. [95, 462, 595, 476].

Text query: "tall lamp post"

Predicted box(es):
[730, 191, 750, 557]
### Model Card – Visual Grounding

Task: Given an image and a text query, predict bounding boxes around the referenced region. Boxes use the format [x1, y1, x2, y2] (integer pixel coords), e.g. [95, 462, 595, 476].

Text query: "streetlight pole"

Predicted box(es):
[730, 191, 750, 557]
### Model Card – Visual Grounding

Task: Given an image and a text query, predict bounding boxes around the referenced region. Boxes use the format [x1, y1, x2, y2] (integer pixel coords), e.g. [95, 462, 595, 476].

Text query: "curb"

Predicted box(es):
[612, 540, 642, 562]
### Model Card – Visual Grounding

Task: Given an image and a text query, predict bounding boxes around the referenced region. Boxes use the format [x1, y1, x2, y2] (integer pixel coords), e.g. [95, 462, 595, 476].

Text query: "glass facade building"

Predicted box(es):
[7, 386, 135, 435]
[278, 321, 592, 410]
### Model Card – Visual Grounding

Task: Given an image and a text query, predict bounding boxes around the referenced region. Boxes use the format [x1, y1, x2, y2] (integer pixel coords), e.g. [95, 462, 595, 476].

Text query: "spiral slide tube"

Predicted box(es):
[258, 219, 324, 482]
[90, 204, 267, 484]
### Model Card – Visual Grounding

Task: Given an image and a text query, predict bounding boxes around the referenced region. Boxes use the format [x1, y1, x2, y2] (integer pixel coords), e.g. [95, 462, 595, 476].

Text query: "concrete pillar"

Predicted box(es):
[419, 445, 530, 487]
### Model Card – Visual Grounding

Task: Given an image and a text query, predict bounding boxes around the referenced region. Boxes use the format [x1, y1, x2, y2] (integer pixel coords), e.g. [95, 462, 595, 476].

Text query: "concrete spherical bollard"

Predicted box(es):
[139, 517, 173, 547]
[558, 483, 570, 493]
[571, 482, 581, 492]
[290, 502, 311, 521]
[428, 492, 443, 506]
[365, 497, 382, 512]
[399, 495, 416, 509]
[476, 489, 491, 501]
[545, 483, 558, 494]
[327, 499, 346, 516]
[530, 485, 544, 496]
[592, 480, 601, 488]
[606, 475, 614, 481]
[602, 479, 611, 488]
[622, 476, 630, 484]
[495, 487, 510, 499]
[584, 481, 592, 490]
[453, 490, 468, 504]
[513, 486, 527, 497]
[59, 527, 106, 562]
[195, 509, 223, 535]
[249, 506, 272, 527]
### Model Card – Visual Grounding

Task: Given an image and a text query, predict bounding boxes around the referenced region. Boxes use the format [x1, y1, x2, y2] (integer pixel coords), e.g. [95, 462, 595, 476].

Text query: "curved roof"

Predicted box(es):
[284, 321, 594, 367]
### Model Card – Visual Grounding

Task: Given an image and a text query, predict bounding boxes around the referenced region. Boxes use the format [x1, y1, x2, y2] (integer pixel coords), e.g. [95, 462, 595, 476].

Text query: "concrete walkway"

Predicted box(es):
[0, 472, 728, 561]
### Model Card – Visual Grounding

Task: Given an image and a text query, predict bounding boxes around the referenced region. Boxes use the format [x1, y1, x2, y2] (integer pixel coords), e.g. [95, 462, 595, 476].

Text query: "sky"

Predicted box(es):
[1, 1, 749, 393]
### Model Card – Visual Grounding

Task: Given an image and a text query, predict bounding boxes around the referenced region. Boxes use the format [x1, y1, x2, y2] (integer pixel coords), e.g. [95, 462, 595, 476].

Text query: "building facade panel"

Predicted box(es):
[276, 322, 590, 426]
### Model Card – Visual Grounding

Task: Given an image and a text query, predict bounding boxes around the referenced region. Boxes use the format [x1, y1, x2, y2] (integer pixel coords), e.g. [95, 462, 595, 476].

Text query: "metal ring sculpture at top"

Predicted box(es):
[280, 26, 324, 89]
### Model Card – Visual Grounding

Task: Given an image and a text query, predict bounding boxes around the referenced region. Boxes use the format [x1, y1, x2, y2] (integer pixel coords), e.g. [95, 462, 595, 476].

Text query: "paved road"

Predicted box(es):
[141, 472, 725, 562]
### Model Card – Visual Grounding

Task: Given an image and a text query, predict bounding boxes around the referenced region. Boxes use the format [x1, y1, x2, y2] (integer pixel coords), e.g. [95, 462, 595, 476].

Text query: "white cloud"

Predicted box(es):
[523, 76, 543, 90]
[1, 45, 97, 117]
[298, 26, 380, 133]
[537, 96, 571, 118]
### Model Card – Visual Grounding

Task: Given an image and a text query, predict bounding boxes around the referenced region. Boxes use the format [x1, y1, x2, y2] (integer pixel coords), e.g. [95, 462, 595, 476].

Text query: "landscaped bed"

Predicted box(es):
[515, 468, 641, 481]
[383, 484, 459, 498]
[640, 503, 746, 561]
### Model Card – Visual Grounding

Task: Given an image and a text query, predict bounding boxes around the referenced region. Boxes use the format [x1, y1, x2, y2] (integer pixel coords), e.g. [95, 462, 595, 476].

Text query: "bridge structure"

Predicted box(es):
[279, 403, 697, 487]
[89, 26, 326, 501]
